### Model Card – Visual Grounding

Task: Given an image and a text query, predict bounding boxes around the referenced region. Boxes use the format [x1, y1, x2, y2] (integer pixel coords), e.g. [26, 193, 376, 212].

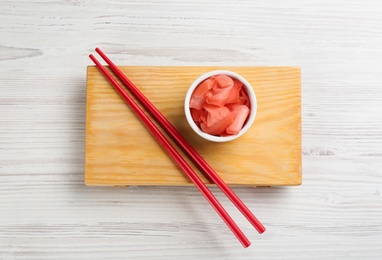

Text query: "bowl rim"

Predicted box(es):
[184, 70, 257, 142]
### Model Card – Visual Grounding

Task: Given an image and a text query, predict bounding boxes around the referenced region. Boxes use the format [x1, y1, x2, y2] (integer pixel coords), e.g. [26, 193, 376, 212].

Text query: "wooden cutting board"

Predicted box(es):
[85, 66, 301, 186]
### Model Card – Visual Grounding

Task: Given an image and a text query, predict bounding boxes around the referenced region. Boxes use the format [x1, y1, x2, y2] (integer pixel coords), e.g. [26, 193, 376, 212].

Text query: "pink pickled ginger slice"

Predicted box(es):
[226, 79, 243, 104]
[206, 86, 232, 106]
[204, 105, 231, 127]
[189, 77, 215, 110]
[226, 105, 250, 135]
[214, 74, 234, 89]
[201, 114, 234, 136]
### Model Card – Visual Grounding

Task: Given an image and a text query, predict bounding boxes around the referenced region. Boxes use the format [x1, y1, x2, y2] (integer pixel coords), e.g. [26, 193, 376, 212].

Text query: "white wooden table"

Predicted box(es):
[1, 1, 381, 259]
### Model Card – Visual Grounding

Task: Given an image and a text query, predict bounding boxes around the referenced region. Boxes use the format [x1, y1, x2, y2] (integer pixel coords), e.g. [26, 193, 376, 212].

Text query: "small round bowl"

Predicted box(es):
[184, 70, 257, 142]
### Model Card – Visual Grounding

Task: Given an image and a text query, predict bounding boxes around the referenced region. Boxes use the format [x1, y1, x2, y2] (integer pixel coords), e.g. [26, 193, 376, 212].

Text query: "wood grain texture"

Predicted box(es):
[1, 0, 382, 259]
[85, 66, 301, 186]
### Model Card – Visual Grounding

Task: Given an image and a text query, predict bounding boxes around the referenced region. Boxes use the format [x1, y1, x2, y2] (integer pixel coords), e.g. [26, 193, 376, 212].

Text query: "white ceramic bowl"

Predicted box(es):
[184, 70, 257, 142]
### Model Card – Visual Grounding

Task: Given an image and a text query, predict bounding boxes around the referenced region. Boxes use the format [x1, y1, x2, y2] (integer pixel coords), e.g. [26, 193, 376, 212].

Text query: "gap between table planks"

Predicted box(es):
[85, 66, 301, 186]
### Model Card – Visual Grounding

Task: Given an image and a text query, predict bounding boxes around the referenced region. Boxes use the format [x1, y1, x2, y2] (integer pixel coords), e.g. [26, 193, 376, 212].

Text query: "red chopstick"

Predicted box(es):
[89, 54, 251, 248]
[94, 47, 266, 235]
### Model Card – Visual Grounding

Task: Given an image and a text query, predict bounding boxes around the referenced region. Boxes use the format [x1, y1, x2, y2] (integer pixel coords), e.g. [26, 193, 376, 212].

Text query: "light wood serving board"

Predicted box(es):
[85, 66, 301, 186]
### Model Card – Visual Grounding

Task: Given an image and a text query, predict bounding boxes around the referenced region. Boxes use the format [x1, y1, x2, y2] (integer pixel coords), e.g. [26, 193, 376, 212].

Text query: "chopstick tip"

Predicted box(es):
[257, 224, 266, 234]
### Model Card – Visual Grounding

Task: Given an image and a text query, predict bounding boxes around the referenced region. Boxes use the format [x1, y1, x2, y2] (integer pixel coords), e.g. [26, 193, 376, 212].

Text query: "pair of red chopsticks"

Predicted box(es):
[89, 48, 265, 248]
